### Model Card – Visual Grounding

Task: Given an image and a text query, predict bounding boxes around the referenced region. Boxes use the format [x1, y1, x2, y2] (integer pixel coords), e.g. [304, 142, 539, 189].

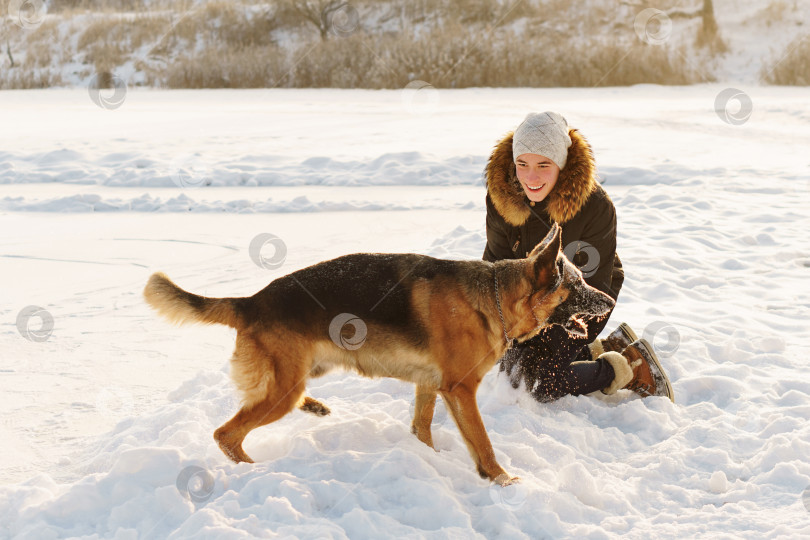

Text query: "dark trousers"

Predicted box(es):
[499, 310, 616, 402]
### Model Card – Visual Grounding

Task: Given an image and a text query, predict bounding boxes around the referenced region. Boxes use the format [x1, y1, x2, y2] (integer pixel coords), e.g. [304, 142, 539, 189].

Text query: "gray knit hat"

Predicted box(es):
[512, 111, 572, 170]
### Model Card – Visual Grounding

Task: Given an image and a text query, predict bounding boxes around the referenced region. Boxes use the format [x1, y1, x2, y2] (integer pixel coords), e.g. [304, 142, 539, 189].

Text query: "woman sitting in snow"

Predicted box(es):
[483, 111, 674, 402]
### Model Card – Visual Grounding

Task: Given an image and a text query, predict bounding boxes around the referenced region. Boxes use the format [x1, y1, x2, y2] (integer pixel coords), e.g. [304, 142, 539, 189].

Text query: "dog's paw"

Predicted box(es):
[218, 441, 254, 464]
[411, 427, 436, 450]
[494, 473, 520, 487]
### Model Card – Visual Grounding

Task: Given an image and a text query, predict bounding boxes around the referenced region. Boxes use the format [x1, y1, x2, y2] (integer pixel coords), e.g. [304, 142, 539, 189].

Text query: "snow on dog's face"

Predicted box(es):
[526, 224, 615, 338]
[544, 254, 614, 337]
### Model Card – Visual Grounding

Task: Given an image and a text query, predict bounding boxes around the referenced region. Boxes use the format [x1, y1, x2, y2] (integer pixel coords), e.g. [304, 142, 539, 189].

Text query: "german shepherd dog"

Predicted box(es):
[143, 224, 614, 486]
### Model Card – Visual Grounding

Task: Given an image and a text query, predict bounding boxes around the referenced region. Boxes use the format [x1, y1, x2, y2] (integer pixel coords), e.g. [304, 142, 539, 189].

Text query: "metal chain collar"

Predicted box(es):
[494, 269, 510, 344]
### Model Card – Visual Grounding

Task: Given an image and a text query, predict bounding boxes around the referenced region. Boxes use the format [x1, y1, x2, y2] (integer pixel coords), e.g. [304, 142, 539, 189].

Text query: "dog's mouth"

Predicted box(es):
[562, 314, 588, 338]
[546, 306, 590, 338]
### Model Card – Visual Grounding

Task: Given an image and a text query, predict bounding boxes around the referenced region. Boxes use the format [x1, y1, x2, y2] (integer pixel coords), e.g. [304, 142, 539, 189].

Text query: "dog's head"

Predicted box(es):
[525, 223, 615, 339]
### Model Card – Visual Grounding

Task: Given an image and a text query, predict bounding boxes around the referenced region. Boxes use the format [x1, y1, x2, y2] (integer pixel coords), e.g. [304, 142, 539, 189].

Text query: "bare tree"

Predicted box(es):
[695, 0, 724, 50]
[285, 0, 350, 41]
[6, 40, 15, 68]
[666, 0, 726, 51]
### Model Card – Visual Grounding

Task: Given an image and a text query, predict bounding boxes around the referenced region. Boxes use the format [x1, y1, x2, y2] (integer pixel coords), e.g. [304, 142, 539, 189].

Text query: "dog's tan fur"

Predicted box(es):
[143, 224, 613, 485]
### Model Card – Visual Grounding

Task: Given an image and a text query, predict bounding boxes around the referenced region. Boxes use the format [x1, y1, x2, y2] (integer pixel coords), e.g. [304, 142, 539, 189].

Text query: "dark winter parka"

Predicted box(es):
[483, 128, 624, 300]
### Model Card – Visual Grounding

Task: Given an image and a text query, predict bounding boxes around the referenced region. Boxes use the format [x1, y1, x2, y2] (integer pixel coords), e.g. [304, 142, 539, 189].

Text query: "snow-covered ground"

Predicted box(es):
[1, 86, 810, 538]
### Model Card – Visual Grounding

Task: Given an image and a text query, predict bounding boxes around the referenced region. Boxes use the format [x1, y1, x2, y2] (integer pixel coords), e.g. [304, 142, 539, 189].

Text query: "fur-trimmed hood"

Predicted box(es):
[485, 128, 597, 226]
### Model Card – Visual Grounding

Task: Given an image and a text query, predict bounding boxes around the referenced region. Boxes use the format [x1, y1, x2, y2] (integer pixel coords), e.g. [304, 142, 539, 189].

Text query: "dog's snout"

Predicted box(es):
[571, 280, 614, 316]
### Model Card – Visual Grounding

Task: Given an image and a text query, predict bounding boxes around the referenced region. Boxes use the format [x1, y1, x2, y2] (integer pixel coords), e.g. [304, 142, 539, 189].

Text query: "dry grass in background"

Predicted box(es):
[2, 20, 66, 88]
[752, 0, 792, 27]
[47, 0, 193, 13]
[157, 45, 286, 88]
[761, 34, 810, 85]
[264, 25, 700, 88]
[77, 13, 169, 74]
[0, 0, 791, 89]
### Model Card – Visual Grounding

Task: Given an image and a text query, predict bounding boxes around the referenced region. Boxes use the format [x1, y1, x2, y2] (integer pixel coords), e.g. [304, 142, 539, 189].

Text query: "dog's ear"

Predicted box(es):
[528, 223, 562, 284]
[528, 223, 561, 258]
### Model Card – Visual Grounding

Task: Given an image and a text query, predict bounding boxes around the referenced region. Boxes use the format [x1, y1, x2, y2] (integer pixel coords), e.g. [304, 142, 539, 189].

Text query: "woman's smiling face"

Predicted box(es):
[515, 153, 560, 202]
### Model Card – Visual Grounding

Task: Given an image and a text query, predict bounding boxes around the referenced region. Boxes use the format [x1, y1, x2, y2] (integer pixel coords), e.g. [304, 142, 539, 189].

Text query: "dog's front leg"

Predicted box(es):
[411, 386, 438, 449]
[441, 383, 519, 486]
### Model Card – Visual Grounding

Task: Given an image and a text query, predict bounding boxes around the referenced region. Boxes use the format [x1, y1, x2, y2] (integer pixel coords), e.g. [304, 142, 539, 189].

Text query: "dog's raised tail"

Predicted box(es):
[143, 272, 240, 328]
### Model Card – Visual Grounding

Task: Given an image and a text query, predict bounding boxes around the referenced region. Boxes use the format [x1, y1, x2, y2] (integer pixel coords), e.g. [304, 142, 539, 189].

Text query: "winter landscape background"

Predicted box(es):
[2, 0, 810, 539]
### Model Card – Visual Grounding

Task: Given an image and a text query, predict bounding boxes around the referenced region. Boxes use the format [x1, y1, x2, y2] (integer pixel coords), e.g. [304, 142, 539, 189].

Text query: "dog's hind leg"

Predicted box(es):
[214, 381, 306, 464]
[299, 396, 331, 416]
[440, 384, 518, 486]
[410, 385, 438, 449]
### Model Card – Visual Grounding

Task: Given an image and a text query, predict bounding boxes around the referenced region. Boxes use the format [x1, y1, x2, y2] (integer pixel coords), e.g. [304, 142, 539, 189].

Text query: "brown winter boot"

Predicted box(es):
[600, 339, 674, 402]
[604, 323, 638, 354]
[587, 322, 638, 359]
